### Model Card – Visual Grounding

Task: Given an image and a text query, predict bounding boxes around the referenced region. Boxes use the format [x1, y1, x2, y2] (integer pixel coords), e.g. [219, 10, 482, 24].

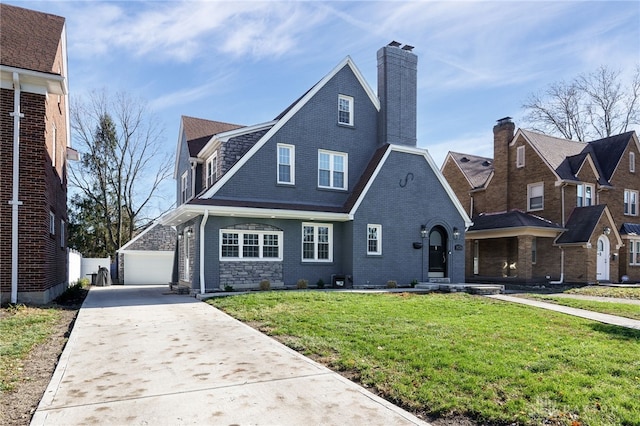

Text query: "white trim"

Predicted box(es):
[219, 229, 283, 261]
[206, 154, 217, 187]
[0, 65, 66, 95]
[277, 143, 295, 185]
[338, 94, 354, 126]
[200, 57, 379, 200]
[367, 224, 382, 255]
[516, 145, 525, 168]
[527, 182, 544, 211]
[302, 222, 333, 262]
[348, 144, 473, 227]
[318, 149, 348, 190]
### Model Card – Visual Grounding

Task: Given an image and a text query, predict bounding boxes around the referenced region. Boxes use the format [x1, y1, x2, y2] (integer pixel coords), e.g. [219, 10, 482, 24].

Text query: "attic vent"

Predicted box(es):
[460, 157, 470, 162]
[482, 160, 491, 167]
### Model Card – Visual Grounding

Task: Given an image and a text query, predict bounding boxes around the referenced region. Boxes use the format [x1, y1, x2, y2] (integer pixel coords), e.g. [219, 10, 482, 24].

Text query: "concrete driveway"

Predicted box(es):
[31, 285, 427, 425]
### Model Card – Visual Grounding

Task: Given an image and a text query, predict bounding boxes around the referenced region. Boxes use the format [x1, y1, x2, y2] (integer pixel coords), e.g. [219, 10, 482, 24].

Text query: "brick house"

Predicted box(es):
[0, 4, 73, 303]
[160, 43, 472, 293]
[442, 117, 640, 284]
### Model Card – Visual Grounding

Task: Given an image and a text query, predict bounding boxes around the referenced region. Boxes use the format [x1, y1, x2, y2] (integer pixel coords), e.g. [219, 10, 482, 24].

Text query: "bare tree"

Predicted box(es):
[523, 65, 640, 141]
[69, 90, 173, 257]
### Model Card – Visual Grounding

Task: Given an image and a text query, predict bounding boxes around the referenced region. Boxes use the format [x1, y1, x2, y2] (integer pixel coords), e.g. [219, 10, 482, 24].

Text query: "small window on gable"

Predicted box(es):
[60, 219, 65, 248]
[631, 152, 636, 173]
[516, 145, 525, 168]
[338, 94, 353, 126]
[528, 182, 544, 211]
[181, 172, 188, 204]
[367, 224, 382, 255]
[51, 124, 57, 167]
[577, 184, 594, 207]
[49, 211, 55, 235]
[624, 189, 638, 216]
[206, 155, 217, 187]
[277, 144, 295, 185]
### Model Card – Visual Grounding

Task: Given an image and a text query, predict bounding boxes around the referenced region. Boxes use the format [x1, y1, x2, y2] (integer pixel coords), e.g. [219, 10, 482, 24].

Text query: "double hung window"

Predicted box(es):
[338, 95, 353, 126]
[318, 150, 347, 190]
[302, 223, 332, 262]
[206, 155, 217, 187]
[624, 189, 638, 216]
[577, 184, 594, 207]
[277, 144, 295, 184]
[527, 182, 544, 211]
[630, 240, 640, 266]
[516, 146, 525, 168]
[367, 224, 382, 255]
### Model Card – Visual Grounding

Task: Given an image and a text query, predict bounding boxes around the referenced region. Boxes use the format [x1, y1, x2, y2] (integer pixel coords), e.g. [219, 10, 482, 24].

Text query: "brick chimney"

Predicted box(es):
[490, 117, 515, 212]
[377, 42, 417, 147]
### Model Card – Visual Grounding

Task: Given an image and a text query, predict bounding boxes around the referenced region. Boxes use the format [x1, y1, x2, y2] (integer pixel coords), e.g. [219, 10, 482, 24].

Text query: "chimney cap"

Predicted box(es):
[402, 44, 414, 51]
[496, 116, 513, 125]
[388, 40, 401, 47]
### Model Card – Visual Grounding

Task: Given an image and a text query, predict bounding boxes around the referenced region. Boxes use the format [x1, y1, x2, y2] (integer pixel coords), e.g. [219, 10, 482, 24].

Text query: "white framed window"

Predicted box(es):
[49, 211, 55, 235]
[277, 144, 295, 184]
[181, 172, 188, 204]
[527, 182, 544, 211]
[302, 223, 333, 262]
[206, 155, 217, 187]
[630, 239, 640, 266]
[219, 230, 283, 261]
[60, 220, 65, 248]
[631, 152, 636, 173]
[338, 94, 353, 126]
[577, 184, 594, 207]
[318, 150, 347, 190]
[624, 189, 638, 216]
[516, 145, 525, 168]
[367, 224, 382, 255]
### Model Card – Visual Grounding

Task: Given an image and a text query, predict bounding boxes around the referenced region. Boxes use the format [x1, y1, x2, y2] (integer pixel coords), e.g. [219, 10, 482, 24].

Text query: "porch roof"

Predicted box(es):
[620, 223, 640, 237]
[466, 210, 564, 239]
[555, 205, 606, 245]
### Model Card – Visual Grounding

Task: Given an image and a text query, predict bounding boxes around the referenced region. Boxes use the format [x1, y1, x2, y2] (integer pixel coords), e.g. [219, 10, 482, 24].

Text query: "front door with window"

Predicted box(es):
[596, 235, 610, 281]
[428, 227, 447, 278]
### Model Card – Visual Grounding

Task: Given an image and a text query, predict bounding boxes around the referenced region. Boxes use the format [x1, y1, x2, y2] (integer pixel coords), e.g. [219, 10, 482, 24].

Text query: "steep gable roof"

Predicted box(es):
[182, 116, 244, 157]
[555, 205, 605, 244]
[519, 130, 586, 179]
[468, 210, 563, 232]
[586, 131, 635, 182]
[445, 152, 493, 189]
[0, 4, 65, 74]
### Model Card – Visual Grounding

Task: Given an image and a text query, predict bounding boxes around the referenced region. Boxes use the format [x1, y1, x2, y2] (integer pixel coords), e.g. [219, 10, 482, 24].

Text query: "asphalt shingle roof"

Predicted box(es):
[182, 116, 244, 157]
[448, 152, 493, 189]
[468, 210, 563, 232]
[555, 205, 606, 244]
[0, 4, 65, 74]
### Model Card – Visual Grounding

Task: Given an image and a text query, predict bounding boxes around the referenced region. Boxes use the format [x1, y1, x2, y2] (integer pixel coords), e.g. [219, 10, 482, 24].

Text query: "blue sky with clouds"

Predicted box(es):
[7, 0, 640, 207]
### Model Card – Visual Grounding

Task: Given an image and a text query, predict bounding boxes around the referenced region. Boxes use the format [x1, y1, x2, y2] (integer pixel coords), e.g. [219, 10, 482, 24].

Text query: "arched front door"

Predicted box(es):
[596, 235, 610, 281]
[428, 227, 447, 278]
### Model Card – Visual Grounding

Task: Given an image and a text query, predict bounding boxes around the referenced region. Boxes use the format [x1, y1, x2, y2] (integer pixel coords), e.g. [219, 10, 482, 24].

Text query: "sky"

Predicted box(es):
[6, 0, 640, 211]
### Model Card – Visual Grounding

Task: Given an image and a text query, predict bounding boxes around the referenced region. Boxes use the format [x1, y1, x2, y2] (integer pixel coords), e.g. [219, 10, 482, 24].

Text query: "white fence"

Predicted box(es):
[68, 249, 82, 284]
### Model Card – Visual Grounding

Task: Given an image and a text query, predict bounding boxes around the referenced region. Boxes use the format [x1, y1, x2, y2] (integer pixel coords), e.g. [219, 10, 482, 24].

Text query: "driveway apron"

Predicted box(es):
[31, 285, 427, 426]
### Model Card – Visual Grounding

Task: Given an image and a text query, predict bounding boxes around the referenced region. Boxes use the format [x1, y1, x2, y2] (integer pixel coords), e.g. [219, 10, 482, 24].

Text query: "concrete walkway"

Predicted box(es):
[31, 285, 427, 426]
[487, 294, 640, 330]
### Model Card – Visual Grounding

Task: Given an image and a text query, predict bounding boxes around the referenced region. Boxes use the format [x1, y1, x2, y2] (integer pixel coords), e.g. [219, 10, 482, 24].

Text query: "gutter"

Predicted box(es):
[9, 72, 24, 304]
[199, 209, 209, 294]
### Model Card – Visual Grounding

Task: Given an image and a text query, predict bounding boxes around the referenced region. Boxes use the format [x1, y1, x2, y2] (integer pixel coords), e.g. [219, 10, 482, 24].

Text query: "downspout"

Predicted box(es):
[551, 183, 567, 285]
[9, 72, 24, 304]
[199, 209, 209, 295]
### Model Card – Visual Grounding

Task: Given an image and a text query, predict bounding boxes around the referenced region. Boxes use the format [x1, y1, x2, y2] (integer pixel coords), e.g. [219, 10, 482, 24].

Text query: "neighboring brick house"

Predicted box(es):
[0, 4, 73, 303]
[160, 43, 472, 293]
[442, 117, 639, 284]
[116, 222, 177, 285]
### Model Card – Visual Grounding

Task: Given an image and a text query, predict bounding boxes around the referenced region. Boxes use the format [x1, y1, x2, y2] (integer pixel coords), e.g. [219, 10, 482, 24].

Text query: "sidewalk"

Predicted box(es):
[31, 285, 427, 426]
[487, 294, 640, 330]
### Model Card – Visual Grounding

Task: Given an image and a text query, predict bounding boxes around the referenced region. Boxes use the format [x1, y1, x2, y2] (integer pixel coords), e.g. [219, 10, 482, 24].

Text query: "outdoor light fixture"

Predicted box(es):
[603, 226, 611, 236]
[420, 225, 427, 239]
[453, 227, 460, 240]
[186, 227, 193, 238]
[178, 233, 183, 241]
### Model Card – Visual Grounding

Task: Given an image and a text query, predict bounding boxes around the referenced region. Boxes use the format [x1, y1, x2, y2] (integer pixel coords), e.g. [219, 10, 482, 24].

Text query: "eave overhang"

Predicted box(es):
[0, 65, 66, 95]
[466, 226, 565, 240]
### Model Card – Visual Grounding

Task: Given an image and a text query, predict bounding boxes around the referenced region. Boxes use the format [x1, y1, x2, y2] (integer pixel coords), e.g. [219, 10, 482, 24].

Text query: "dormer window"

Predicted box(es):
[206, 155, 217, 187]
[577, 184, 593, 207]
[338, 94, 353, 126]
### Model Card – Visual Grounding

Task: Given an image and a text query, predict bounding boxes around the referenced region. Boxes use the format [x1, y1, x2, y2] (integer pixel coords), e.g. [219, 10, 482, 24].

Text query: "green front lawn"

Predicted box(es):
[0, 305, 60, 392]
[566, 286, 640, 300]
[209, 292, 640, 425]
[527, 295, 640, 321]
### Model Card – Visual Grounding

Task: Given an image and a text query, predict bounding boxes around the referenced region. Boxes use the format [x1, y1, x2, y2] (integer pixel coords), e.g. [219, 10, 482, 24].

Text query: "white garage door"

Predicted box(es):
[123, 251, 174, 285]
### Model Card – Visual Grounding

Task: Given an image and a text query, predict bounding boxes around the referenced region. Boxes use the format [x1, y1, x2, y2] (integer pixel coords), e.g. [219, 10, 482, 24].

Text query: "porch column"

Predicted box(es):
[517, 235, 533, 281]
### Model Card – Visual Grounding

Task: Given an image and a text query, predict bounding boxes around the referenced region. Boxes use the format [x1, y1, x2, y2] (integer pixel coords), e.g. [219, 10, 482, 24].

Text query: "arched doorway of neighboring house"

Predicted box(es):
[596, 235, 610, 281]
[428, 226, 448, 278]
